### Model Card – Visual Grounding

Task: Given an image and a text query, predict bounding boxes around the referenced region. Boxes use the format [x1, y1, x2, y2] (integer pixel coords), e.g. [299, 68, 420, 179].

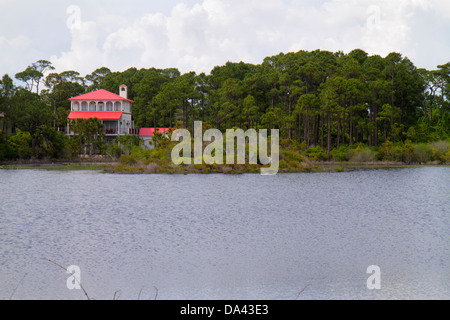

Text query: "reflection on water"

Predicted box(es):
[0, 167, 448, 299]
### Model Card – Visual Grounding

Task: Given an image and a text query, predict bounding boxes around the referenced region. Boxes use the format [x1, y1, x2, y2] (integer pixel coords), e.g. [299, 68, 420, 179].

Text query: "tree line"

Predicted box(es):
[0, 49, 449, 160]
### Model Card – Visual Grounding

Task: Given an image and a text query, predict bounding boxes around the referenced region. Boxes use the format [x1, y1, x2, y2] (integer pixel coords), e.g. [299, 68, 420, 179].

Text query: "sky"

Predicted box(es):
[1, 0, 449, 78]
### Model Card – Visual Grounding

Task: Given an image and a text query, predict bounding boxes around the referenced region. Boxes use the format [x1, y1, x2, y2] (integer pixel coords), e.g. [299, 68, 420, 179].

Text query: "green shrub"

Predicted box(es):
[0, 132, 13, 160]
[305, 146, 327, 161]
[376, 140, 390, 161]
[108, 144, 123, 159]
[376, 140, 413, 163]
[280, 138, 302, 151]
[429, 140, 450, 163]
[331, 145, 352, 161]
[8, 130, 32, 159]
[151, 147, 171, 162]
[279, 159, 289, 169]
[442, 150, 450, 163]
[349, 148, 376, 162]
[412, 143, 433, 163]
[400, 140, 414, 164]
[281, 149, 304, 163]
[119, 154, 138, 165]
[389, 145, 404, 162]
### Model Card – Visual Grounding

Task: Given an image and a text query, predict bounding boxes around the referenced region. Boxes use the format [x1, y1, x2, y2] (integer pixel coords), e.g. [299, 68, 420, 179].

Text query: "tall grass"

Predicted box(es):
[349, 148, 376, 162]
[412, 143, 433, 163]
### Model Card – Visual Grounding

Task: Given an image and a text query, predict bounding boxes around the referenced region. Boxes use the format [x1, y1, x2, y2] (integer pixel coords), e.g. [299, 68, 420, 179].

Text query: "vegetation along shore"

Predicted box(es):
[1, 137, 448, 174]
[1, 49, 449, 173]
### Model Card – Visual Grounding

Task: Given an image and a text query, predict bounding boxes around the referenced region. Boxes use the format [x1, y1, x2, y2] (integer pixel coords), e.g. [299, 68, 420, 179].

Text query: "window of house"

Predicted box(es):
[106, 102, 113, 111]
[81, 102, 88, 111]
[89, 102, 96, 111]
[98, 102, 104, 111]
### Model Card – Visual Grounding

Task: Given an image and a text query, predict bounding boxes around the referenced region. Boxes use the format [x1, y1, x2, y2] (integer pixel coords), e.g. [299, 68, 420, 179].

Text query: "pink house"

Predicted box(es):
[67, 85, 135, 137]
[139, 127, 172, 149]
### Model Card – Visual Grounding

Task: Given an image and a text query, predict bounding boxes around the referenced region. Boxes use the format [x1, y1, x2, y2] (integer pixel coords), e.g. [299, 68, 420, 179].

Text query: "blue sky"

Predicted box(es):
[1, 0, 449, 78]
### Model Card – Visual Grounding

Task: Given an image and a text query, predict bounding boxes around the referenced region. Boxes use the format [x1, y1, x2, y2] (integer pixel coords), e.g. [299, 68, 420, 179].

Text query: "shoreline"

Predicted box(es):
[1, 160, 448, 173]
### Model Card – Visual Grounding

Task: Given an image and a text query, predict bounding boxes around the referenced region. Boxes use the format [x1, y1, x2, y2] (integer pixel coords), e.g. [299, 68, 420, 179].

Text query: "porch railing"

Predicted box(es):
[105, 129, 117, 135]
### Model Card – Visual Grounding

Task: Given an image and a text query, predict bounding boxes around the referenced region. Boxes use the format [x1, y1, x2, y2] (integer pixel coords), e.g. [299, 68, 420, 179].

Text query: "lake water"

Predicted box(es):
[0, 167, 448, 300]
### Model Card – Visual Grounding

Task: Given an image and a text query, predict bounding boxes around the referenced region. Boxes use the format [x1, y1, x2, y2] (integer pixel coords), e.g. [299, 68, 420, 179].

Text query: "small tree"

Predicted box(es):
[117, 134, 142, 155]
[10, 89, 54, 157]
[71, 118, 105, 155]
[15, 60, 54, 94]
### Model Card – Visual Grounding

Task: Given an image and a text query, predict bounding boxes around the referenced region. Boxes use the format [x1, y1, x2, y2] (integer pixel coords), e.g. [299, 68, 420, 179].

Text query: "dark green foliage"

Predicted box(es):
[7, 130, 32, 159]
[412, 143, 433, 163]
[373, 139, 450, 164]
[70, 118, 105, 156]
[305, 146, 327, 161]
[331, 145, 352, 161]
[1, 53, 449, 162]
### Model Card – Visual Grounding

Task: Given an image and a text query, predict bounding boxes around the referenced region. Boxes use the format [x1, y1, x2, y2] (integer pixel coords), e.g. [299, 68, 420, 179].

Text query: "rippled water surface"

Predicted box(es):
[0, 167, 448, 299]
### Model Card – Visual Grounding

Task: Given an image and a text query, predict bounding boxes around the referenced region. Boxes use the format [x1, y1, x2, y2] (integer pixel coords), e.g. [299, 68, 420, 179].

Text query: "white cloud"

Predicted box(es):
[2, 34, 30, 48]
[0, 0, 13, 6]
[51, 20, 104, 76]
[41, 0, 450, 75]
[0, 34, 36, 75]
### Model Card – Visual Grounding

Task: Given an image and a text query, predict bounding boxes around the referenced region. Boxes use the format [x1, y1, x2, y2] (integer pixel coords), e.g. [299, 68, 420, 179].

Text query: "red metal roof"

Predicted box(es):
[68, 111, 123, 120]
[139, 128, 172, 137]
[69, 89, 133, 103]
